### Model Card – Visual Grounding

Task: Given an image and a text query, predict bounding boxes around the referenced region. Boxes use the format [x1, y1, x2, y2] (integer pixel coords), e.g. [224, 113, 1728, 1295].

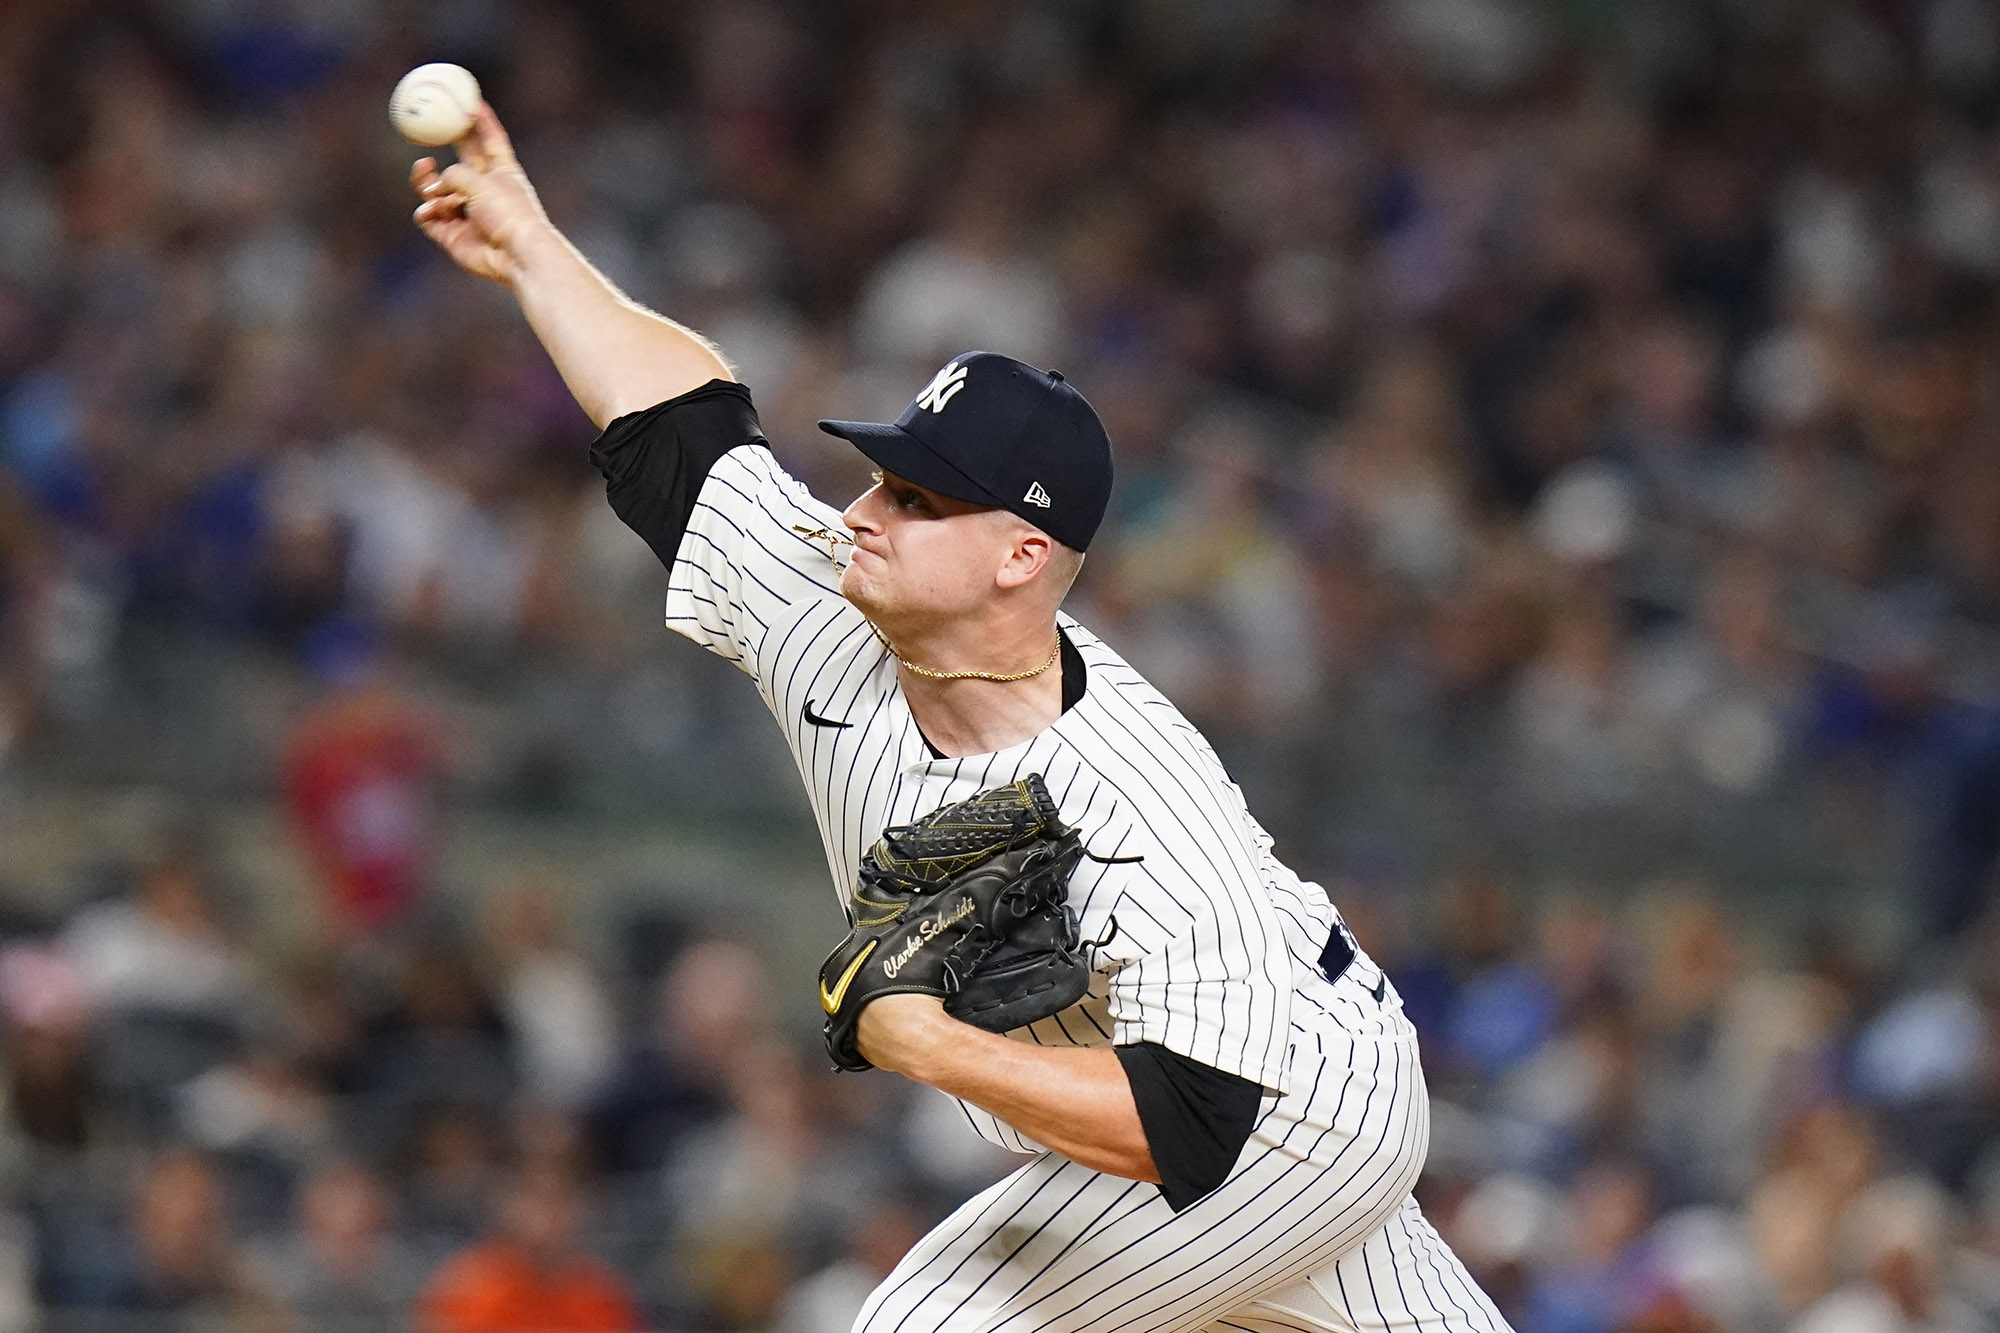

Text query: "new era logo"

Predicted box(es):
[914, 361, 969, 413]
[1024, 482, 1052, 508]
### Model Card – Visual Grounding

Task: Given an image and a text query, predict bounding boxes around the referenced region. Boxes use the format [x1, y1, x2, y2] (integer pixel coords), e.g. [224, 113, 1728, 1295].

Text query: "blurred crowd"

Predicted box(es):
[0, 838, 1998, 1332]
[1367, 872, 2000, 1333]
[4, 0, 2000, 1329]
[0, 842, 1003, 1333]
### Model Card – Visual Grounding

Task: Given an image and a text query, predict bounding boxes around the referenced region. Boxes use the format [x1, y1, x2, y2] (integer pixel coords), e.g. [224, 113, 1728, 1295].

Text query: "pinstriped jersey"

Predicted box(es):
[663, 436, 1376, 1101]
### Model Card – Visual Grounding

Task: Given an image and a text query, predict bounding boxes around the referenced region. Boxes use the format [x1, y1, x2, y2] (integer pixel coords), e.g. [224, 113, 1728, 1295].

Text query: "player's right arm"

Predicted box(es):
[411, 105, 850, 682]
[410, 104, 729, 427]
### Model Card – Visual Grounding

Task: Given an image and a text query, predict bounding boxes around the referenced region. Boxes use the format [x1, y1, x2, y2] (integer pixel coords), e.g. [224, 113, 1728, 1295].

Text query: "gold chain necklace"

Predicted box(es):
[877, 629, 1061, 683]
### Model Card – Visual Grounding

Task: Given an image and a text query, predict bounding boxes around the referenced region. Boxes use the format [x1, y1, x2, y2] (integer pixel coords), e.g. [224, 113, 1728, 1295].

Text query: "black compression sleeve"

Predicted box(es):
[1114, 1043, 1264, 1211]
[587, 379, 764, 572]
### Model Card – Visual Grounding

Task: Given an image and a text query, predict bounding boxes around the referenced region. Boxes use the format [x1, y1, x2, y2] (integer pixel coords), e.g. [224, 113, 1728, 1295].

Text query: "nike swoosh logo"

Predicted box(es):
[803, 699, 852, 729]
[1371, 975, 1388, 1002]
[820, 940, 876, 1014]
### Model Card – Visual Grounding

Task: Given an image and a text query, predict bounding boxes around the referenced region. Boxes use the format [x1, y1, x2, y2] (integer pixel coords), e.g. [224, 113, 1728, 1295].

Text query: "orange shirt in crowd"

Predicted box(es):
[415, 1239, 640, 1333]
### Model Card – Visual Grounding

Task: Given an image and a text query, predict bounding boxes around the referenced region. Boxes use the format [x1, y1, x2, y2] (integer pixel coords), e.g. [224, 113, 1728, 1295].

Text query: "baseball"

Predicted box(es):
[390, 63, 480, 146]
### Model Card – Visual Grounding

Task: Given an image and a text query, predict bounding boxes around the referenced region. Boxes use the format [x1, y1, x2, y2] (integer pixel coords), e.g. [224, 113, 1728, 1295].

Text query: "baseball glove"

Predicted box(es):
[817, 774, 1091, 1072]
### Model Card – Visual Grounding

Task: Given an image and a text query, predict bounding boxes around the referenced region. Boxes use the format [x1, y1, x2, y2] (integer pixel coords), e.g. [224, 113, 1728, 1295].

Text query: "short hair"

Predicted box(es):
[1048, 543, 1085, 600]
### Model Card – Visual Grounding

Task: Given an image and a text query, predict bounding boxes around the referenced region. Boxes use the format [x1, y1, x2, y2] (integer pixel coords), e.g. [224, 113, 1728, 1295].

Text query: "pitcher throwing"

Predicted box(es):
[412, 104, 1509, 1333]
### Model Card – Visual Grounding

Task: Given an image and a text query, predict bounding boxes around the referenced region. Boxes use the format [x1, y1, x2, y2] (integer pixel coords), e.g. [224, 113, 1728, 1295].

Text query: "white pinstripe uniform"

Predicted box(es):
[662, 434, 1510, 1333]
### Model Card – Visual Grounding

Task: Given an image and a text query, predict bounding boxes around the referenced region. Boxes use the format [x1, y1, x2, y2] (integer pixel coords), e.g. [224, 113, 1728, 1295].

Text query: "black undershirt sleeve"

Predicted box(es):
[587, 379, 763, 572]
[1059, 629, 1086, 711]
[1114, 1042, 1265, 1211]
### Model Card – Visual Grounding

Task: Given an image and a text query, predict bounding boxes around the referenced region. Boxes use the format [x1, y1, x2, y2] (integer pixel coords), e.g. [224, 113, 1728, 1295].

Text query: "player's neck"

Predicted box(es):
[882, 617, 1066, 758]
[899, 665, 1064, 758]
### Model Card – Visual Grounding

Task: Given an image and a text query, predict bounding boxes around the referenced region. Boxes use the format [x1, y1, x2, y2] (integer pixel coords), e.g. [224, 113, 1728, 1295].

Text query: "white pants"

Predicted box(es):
[855, 974, 1511, 1333]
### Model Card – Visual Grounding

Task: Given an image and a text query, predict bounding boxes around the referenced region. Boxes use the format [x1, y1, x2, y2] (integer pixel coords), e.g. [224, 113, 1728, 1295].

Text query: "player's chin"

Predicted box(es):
[838, 562, 882, 612]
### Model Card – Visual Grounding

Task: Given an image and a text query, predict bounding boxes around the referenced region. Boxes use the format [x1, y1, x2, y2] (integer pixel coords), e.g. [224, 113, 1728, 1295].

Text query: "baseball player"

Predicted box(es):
[413, 107, 1510, 1333]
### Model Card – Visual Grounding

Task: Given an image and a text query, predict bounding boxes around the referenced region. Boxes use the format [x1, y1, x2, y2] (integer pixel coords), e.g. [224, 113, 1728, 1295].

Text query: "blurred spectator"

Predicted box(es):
[664, 1040, 840, 1330]
[317, 425, 543, 645]
[269, 958, 367, 1100]
[94, 1147, 281, 1324]
[774, 1195, 925, 1333]
[1309, 339, 1474, 599]
[1108, 411, 1317, 730]
[414, 1164, 639, 1333]
[1629, 552, 1799, 795]
[1391, 868, 1521, 1070]
[351, 941, 515, 1190]
[586, 938, 767, 1177]
[1920, 707, 2000, 940]
[1746, 1103, 1882, 1319]
[61, 848, 249, 1027]
[1853, 982, 1990, 1186]
[853, 168, 1064, 371]
[1794, 1175, 1985, 1333]
[1507, 600, 1647, 814]
[61, 847, 252, 1133]
[0, 942, 96, 1158]
[402, 1103, 505, 1265]
[1630, 886, 1753, 1204]
[485, 882, 618, 1112]
[175, 1034, 335, 1228]
[283, 617, 445, 940]
[1446, 1171, 1563, 1324]
[252, 1160, 418, 1331]
[1525, 1158, 1667, 1333]
[1644, 1205, 1766, 1333]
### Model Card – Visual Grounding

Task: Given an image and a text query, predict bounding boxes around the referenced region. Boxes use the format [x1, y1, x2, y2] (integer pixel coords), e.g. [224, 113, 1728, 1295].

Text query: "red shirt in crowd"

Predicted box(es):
[283, 684, 439, 935]
[415, 1239, 640, 1333]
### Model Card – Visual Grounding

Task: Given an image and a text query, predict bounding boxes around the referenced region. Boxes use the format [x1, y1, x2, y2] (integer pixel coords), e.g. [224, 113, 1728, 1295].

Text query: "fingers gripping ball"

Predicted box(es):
[818, 775, 1093, 1072]
[391, 63, 481, 146]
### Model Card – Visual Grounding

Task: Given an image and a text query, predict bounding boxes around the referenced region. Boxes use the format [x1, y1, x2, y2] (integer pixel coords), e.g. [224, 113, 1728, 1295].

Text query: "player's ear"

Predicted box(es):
[995, 525, 1054, 593]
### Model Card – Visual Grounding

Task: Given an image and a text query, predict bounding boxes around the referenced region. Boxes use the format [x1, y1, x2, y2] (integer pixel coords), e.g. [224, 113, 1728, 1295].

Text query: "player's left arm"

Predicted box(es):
[860, 999, 1265, 1208]
[841, 778, 1280, 1207]
[860, 996, 1159, 1181]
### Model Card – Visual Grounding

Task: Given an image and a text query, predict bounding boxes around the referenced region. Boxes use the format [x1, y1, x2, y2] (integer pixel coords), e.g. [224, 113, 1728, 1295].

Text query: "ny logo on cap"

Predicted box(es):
[1024, 482, 1052, 508]
[914, 361, 969, 413]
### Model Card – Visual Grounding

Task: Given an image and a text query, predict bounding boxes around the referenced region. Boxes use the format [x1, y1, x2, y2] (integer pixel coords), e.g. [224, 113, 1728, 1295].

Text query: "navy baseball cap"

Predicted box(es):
[819, 351, 1112, 552]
